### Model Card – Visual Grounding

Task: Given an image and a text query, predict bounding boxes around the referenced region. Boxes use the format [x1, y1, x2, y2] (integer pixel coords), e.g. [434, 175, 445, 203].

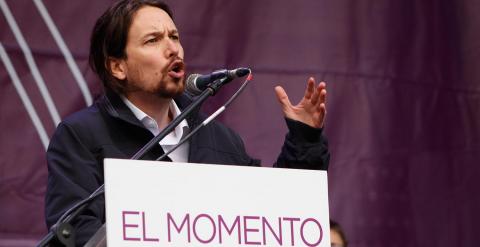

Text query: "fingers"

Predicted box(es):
[312, 80, 327, 127]
[318, 82, 327, 106]
[317, 102, 327, 128]
[311, 82, 320, 106]
[310, 78, 326, 105]
[304, 77, 315, 100]
[317, 82, 327, 127]
[274, 86, 292, 111]
[317, 102, 327, 116]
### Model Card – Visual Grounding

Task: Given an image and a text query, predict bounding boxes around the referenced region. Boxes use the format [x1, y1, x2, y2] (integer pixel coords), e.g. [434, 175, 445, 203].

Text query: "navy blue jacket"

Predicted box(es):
[45, 90, 330, 245]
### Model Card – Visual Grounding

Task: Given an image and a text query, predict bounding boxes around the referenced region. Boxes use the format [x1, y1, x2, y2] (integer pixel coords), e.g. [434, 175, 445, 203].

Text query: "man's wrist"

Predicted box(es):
[284, 117, 323, 143]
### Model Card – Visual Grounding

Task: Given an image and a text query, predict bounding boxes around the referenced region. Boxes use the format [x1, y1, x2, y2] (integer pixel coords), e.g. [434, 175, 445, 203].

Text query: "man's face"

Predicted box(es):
[115, 6, 185, 98]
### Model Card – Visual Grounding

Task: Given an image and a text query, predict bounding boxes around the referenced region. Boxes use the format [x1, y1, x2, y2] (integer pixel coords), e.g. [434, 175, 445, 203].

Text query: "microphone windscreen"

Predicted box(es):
[185, 74, 202, 95]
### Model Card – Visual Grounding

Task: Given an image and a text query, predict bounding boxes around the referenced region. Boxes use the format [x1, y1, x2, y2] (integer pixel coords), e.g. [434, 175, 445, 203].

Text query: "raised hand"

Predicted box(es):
[274, 77, 327, 128]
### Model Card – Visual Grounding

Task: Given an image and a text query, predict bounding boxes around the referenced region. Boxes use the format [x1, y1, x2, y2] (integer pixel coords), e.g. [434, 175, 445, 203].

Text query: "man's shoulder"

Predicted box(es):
[56, 94, 118, 140]
[61, 102, 104, 129]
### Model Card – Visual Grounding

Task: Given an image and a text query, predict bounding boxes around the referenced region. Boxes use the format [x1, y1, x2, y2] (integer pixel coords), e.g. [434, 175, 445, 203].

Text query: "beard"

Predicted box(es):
[147, 70, 185, 98]
[155, 76, 185, 98]
[123, 62, 185, 99]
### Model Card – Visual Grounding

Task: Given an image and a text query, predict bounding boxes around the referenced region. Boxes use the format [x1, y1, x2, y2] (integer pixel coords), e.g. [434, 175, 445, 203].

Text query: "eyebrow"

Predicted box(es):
[141, 29, 178, 40]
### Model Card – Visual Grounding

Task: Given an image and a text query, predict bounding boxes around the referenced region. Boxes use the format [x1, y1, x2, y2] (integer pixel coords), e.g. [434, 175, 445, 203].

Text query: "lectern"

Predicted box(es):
[85, 158, 331, 247]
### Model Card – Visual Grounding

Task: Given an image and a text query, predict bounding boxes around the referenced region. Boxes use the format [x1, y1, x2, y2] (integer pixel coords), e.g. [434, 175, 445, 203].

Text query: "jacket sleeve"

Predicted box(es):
[274, 118, 330, 170]
[45, 122, 104, 246]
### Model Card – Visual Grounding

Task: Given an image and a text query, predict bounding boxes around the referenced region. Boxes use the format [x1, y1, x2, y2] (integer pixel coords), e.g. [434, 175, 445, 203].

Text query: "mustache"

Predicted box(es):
[169, 56, 185, 68]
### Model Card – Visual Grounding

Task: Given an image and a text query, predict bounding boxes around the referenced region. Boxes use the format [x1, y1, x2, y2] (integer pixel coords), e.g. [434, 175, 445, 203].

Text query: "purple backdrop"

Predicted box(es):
[1, 0, 479, 246]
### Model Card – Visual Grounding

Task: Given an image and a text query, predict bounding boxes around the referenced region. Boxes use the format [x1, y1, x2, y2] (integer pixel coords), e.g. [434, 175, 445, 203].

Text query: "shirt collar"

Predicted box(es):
[120, 95, 189, 145]
[120, 95, 148, 122]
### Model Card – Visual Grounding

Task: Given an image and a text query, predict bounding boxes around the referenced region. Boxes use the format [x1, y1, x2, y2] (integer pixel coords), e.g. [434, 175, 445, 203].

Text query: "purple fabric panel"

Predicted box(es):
[0, 0, 479, 246]
[0, 0, 105, 243]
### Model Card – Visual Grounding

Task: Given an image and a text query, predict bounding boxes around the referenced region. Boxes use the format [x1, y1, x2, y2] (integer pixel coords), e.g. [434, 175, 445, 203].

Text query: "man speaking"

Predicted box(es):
[45, 0, 330, 245]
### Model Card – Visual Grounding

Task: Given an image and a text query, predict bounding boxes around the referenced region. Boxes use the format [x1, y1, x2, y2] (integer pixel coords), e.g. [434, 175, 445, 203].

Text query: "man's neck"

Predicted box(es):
[124, 92, 172, 130]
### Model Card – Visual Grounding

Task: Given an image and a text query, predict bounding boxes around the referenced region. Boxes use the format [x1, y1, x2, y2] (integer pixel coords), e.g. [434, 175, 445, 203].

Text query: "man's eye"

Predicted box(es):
[170, 35, 179, 40]
[145, 38, 157, 44]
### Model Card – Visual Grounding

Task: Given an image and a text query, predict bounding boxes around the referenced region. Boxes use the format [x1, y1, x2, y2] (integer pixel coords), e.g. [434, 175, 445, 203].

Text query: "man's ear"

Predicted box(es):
[108, 57, 127, 80]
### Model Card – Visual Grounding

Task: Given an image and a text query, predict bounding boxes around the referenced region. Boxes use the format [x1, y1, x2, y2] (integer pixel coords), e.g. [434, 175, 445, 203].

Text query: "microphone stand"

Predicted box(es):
[157, 73, 253, 161]
[36, 77, 232, 247]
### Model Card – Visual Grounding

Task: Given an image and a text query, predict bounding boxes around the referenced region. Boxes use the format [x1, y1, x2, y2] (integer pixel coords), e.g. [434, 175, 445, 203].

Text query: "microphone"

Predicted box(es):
[186, 68, 250, 95]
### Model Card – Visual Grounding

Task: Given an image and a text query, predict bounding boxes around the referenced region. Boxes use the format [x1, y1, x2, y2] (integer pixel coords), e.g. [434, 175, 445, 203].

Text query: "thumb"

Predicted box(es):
[274, 86, 292, 111]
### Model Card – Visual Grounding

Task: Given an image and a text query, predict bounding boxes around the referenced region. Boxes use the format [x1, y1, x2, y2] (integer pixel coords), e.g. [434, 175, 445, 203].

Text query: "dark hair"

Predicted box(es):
[89, 0, 173, 94]
[330, 220, 348, 247]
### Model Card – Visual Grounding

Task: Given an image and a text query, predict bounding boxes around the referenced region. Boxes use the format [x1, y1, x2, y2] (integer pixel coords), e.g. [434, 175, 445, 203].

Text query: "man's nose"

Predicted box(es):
[165, 39, 180, 57]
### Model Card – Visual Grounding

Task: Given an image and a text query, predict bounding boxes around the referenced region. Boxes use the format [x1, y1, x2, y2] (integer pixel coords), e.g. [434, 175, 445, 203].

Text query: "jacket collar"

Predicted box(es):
[99, 89, 202, 130]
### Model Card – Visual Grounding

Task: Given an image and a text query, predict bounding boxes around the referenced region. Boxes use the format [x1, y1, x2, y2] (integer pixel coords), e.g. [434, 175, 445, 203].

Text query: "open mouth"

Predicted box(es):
[168, 59, 185, 79]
